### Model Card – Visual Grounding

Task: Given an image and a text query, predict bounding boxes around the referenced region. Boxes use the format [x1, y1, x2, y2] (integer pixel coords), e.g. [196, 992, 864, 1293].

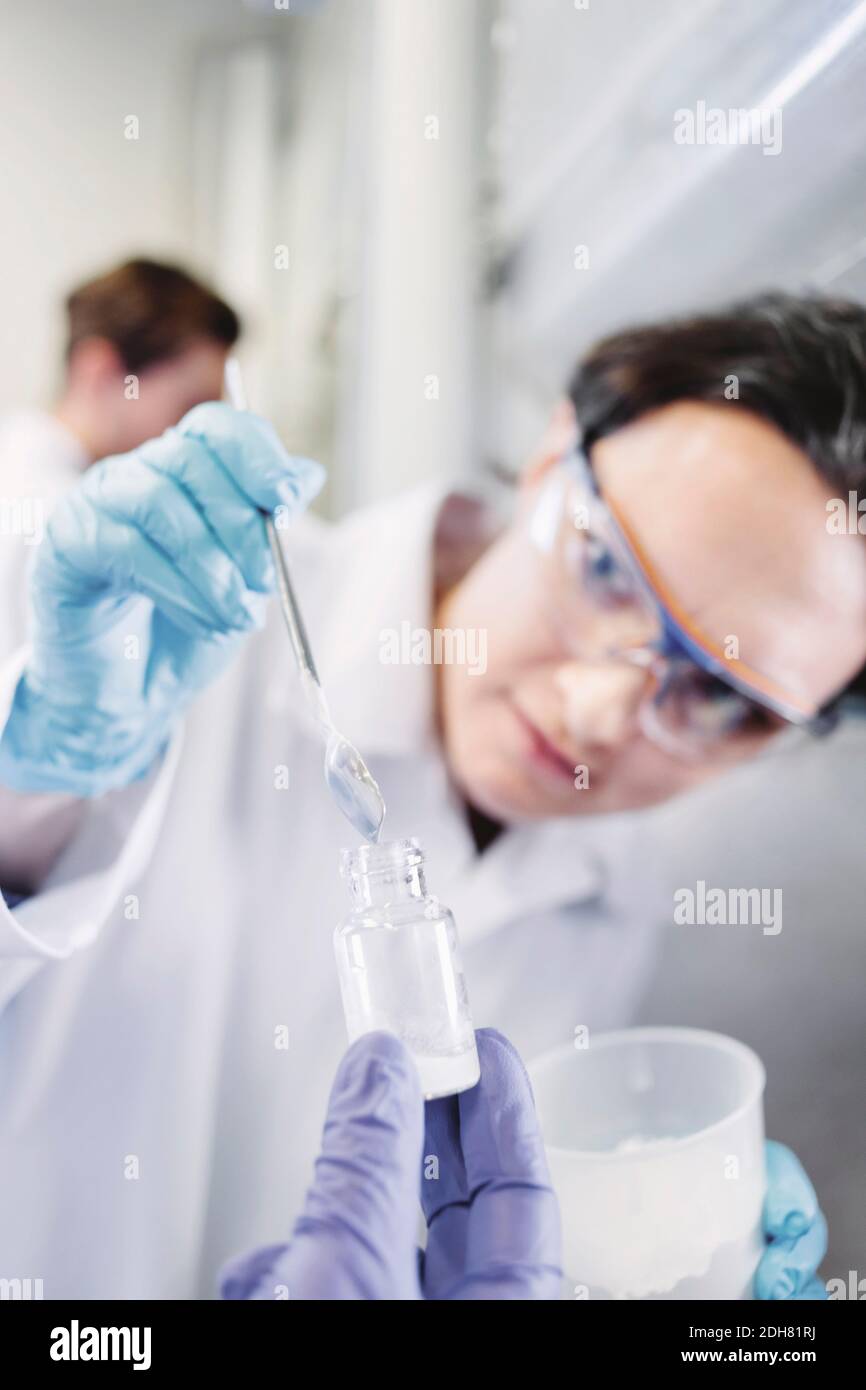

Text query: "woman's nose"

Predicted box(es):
[555, 660, 651, 748]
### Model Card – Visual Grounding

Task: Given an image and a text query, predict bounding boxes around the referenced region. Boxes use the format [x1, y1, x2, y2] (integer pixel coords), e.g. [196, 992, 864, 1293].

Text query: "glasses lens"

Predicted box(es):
[646, 664, 786, 760]
[533, 458, 810, 761]
[537, 473, 660, 658]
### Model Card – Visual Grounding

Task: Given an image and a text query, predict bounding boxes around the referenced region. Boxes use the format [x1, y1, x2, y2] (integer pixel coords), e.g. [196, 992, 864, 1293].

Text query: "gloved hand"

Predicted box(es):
[756, 1140, 827, 1299]
[0, 402, 323, 797]
[220, 1029, 562, 1300]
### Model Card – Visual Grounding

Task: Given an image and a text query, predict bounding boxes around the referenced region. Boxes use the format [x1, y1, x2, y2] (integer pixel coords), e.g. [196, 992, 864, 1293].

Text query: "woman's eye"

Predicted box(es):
[682, 674, 777, 737]
[581, 535, 639, 604]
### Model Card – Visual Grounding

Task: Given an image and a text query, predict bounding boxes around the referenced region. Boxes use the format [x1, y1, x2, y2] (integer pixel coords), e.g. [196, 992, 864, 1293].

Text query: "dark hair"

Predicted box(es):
[569, 292, 866, 498]
[569, 291, 866, 704]
[65, 257, 240, 373]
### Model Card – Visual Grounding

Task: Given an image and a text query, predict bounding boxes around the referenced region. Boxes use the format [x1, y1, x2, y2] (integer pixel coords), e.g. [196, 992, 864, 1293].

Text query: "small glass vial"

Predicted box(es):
[334, 838, 480, 1099]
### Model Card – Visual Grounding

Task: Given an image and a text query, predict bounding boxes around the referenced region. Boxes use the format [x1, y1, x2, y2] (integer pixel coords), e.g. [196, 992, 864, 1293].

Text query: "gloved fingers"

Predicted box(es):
[790, 1276, 828, 1301]
[449, 1029, 561, 1298]
[754, 1209, 828, 1300]
[448, 1263, 563, 1300]
[286, 1033, 424, 1299]
[459, 1029, 557, 1193]
[35, 509, 226, 644]
[421, 1092, 468, 1222]
[177, 402, 325, 515]
[763, 1140, 819, 1240]
[42, 460, 262, 637]
[220, 1242, 290, 1301]
[137, 433, 274, 593]
[419, 1092, 470, 1297]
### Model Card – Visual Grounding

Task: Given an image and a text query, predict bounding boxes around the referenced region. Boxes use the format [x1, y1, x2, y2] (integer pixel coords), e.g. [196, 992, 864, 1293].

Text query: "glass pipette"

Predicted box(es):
[223, 358, 385, 842]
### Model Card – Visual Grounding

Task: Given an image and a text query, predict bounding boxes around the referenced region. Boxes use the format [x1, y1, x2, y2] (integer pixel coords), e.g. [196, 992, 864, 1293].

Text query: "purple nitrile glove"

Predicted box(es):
[420, 1028, 562, 1299]
[220, 1028, 562, 1301]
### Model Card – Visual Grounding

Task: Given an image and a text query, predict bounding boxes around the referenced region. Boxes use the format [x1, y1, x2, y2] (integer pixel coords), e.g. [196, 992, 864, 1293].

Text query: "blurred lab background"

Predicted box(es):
[1, 0, 865, 1281]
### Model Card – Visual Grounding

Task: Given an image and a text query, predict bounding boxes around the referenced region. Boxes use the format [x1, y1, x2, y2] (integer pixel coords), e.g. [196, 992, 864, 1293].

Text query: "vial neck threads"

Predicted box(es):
[340, 837, 428, 909]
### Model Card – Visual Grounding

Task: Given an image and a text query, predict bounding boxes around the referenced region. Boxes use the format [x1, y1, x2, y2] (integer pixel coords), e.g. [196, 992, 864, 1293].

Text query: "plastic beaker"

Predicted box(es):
[529, 1027, 766, 1299]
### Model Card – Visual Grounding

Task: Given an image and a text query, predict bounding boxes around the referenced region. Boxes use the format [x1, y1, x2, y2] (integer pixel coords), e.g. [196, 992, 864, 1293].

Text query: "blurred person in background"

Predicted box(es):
[0, 257, 240, 653]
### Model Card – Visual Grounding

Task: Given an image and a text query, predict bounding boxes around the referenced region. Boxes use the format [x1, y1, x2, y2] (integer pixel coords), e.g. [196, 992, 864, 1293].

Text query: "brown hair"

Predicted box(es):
[569, 291, 866, 706]
[65, 257, 241, 373]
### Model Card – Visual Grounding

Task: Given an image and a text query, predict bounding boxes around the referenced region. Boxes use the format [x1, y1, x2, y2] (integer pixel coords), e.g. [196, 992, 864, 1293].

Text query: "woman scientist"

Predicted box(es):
[0, 292, 862, 1298]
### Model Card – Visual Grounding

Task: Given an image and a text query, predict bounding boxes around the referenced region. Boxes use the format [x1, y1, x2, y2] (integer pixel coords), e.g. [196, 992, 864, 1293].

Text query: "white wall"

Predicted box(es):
[0, 0, 487, 509]
[344, 0, 487, 506]
[0, 0, 270, 412]
[485, 0, 866, 469]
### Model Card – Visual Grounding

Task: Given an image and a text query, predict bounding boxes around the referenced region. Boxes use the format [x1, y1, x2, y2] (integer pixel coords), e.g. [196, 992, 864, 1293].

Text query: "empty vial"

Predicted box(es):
[334, 837, 480, 1098]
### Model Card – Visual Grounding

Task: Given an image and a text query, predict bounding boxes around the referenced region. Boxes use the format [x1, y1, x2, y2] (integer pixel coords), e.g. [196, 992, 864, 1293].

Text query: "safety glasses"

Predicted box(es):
[528, 445, 839, 763]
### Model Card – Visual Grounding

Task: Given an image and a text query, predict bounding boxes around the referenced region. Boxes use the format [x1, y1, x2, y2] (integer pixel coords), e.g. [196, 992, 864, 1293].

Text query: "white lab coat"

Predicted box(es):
[0, 411, 87, 657]
[0, 414, 665, 1298]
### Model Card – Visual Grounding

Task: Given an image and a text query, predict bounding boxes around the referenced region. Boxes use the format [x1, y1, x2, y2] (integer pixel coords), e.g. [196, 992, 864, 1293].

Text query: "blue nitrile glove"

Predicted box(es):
[755, 1140, 827, 1299]
[0, 403, 323, 797]
[220, 1029, 562, 1301]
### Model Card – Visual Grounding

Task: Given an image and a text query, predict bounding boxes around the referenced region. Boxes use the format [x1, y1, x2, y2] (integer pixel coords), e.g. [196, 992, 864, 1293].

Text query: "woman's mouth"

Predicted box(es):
[510, 703, 579, 783]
